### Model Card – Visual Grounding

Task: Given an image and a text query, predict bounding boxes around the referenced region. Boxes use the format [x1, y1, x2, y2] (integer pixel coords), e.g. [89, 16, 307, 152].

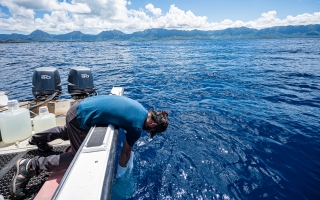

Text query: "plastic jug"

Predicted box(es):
[0, 100, 32, 143]
[0, 91, 8, 107]
[33, 106, 56, 133]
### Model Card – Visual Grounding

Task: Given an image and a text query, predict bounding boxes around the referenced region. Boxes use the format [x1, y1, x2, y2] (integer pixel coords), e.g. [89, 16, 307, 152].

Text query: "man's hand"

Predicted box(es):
[119, 140, 133, 167]
[117, 140, 133, 178]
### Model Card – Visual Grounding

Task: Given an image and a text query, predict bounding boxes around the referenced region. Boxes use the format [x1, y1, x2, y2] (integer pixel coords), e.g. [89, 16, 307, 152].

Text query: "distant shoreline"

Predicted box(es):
[0, 37, 319, 44]
[1, 24, 319, 43]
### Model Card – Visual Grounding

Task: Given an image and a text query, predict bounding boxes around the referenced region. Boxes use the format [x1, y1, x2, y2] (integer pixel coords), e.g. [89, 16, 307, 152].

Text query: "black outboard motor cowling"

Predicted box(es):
[68, 66, 95, 99]
[32, 67, 62, 99]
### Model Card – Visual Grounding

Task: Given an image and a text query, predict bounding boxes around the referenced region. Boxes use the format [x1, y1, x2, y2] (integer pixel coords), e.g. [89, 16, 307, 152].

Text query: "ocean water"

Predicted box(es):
[0, 39, 320, 199]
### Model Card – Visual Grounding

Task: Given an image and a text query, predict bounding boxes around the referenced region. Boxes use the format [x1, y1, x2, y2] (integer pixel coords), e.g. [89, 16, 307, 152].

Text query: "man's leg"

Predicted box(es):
[11, 121, 76, 198]
[28, 101, 87, 173]
[29, 125, 69, 152]
[30, 125, 69, 143]
[11, 153, 74, 199]
[28, 152, 74, 176]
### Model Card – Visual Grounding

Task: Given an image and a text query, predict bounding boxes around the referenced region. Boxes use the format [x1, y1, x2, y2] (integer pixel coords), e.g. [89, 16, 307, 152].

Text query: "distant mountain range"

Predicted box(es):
[1, 24, 320, 42]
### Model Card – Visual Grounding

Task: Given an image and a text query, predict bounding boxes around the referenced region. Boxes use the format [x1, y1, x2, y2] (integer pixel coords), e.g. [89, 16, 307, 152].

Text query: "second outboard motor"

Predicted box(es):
[68, 66, 96, 99]
[32, 67, 62, 100]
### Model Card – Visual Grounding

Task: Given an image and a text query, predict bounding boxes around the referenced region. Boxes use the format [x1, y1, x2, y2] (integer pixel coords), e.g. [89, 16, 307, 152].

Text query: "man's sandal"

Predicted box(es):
[10, 158, 32, 199]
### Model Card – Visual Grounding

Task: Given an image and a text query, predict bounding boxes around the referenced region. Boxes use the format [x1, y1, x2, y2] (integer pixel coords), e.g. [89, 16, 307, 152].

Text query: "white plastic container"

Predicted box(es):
[0, 100, 32, 143]
[0, 91, 8, 107]
[33, 106, 56, 133]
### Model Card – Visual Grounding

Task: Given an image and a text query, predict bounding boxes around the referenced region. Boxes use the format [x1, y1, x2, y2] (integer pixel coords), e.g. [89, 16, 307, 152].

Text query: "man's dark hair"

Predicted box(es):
[149, 110, 169, 138]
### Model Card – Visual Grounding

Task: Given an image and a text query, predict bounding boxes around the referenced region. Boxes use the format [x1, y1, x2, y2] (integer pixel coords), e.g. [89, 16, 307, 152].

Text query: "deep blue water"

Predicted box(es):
[0, 39, 320, 199]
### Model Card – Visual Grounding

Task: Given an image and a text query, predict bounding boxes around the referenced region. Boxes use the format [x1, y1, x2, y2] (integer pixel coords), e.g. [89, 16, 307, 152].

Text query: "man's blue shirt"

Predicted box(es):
[77, 95, 148, 146]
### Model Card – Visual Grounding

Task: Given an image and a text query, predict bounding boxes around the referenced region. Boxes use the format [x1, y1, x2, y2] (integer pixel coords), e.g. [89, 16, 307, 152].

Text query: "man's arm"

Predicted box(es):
[119, 140, 133, 167]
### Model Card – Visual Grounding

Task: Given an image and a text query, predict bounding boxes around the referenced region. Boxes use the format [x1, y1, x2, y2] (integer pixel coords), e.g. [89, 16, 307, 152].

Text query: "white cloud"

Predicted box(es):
[157, 5, 207, 29]
[145, 3, 161, 17]
[243, 11, 320, 29]
[243, 11, 282, 29]
[0, 1, 319, 34]
[0, 0, 90, 16]
[35, 11, 76, 32]
[1, 1, 34, 19]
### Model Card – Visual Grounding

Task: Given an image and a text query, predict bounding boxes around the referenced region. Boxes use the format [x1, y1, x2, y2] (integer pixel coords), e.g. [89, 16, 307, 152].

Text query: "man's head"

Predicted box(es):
[144, 110, 169, 138]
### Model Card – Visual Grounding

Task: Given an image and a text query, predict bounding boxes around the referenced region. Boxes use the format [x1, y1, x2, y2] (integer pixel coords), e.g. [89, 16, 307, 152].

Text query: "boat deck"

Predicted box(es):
[0, 144, 70, 200]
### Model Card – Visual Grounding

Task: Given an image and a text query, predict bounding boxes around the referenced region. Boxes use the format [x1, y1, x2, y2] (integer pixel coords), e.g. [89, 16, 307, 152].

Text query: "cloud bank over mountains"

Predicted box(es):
[0, 0, 319, 34]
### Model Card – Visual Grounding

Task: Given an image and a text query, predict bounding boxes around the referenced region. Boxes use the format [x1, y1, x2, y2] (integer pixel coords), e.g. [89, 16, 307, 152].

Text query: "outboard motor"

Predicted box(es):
[32, 67, 62, 100]
[68, 66, 96, 99]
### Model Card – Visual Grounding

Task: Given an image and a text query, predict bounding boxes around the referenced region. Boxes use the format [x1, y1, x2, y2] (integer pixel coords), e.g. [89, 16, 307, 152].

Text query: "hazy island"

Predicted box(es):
[0, 24, 319, 43]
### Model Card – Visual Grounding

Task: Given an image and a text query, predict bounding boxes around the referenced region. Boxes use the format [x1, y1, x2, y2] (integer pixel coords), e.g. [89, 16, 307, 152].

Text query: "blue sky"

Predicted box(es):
[0, 0, 319, 34]
[128, 0, 320, 22]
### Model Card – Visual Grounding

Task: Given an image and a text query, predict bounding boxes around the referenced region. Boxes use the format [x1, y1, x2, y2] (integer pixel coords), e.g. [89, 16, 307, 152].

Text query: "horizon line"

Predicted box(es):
[1, 24, 320, 36]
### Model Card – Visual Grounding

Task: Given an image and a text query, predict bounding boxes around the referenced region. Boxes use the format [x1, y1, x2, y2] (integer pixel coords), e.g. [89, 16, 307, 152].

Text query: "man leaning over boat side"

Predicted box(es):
[10, 95, 169, 199]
